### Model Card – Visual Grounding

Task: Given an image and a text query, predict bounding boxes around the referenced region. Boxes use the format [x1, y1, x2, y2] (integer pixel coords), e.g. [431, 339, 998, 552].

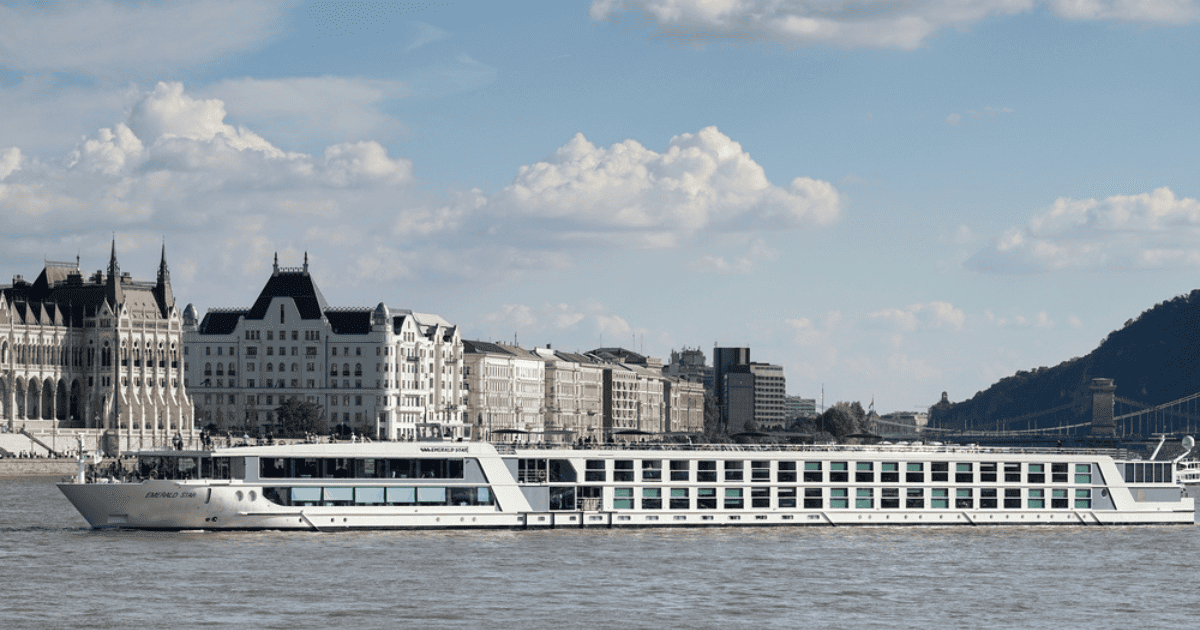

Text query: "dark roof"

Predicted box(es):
[198, 311, 246, 335]
[325, 310, 371, 335]
[463, 339, 513, 356]
[246, 271, 329, 320]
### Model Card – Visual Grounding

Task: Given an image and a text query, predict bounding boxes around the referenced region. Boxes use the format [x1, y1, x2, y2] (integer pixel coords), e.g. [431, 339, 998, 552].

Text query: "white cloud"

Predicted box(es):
[946, 113, 963, 126]
[985, 310, 1055, 328]
[0, 147, 21, 180]
[0, 0, 288, 78]
[592, 1, 1198, 48]
[1049, 0, 1200, 23]
[472, 126, 839, 248]
[970, 187, 1200, 272]
[869, 302, 966, 332]
[689, 238, 779, 273]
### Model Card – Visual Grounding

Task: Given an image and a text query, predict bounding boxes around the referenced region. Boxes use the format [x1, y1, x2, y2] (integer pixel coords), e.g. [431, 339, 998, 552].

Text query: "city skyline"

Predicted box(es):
[3, 1, 1200, 412]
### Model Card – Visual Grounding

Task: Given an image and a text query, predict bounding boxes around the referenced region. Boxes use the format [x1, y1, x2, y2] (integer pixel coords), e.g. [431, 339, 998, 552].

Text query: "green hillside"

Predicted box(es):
[929, 289, 1200, 431]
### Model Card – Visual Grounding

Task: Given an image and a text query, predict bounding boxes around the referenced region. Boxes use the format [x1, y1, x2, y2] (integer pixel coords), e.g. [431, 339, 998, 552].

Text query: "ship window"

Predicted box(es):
[880, 462, 899, 483]
[585, 460, 606, 482]
[956, 488, 973, 509]
[1051, 463, 1068, 483]
[856, 488, 873, 509]
[724, 460, 744, 481]
[1051, 489, 1069, 508]
[613, 487, 634, 510]
[697, 460, 717, 482]
[1075, 489, 1091, 509]
[386, 487, 416, 505]
[519, 459, 549, 483]
[670, 460, 690, 481]
[550, 487, 576, 511]
[642, 488, 662, 510]
[1004, 462, 1022, 482]
[881, 487, 900, 509]
[417, 487, 446, 504]
[723, 488, 744, 509]
[777, 461, 797, 482]
[856, 462, 874, 483]
[829, 488, 848, 509]
[291, 487, 321, 505]
[751, 461, 770, 481]
[930, 462, 948, 482]
[1075, 464, 1092, 484]
[261, 458, 289, 478]
[751, 487, 770, 508]
[323, 487, 353, 506]
[1027, 463, 1045, 484]
[549, 459, 577, 483]
[830, 461, 849, 483]
[613, 460, 634, 482]
[906, 462, 924, 483]
[1004, 488, 1022, 508]
[641, 460, 662, 481]
[355, 487, 385, 505]
[955, 463, 973, 483]
[979, 488, 998, 509]
[980, 462, 997, 483]
[669, 488, 690, 509]
[697, 488, 717, 509]
[797, 487, 816, 509]
[931, 488, 949, 509]
[803, 461, 822, 483]
[906, 488, 924, 509]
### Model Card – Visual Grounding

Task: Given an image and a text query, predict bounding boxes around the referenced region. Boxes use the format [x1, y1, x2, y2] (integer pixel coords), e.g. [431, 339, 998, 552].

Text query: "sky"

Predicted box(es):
[2, 0, 1200, 413]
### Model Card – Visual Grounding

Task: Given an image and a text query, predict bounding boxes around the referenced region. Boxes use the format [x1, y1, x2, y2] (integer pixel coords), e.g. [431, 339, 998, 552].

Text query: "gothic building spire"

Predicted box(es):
[106, 237, 123, 307]
[155, 242, 174, 314]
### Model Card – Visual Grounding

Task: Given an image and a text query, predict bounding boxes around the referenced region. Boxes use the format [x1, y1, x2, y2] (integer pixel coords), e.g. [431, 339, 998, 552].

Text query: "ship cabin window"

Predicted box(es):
[642, 460, 662, 481]
[1027, 489, 1045, 508]
[697, 460, 717, 482]
[956, 463, 973, 483]
[906, 488, 924, 509]
[723, 488, 743, 509]
[614, 488, 634, 510]
[137, 455, 202, 480]
[642, 488, 662, 509]
[774, 487, 795, 508]
[1075, 464, 1092, 484]
[795, 488, 814, 509]
[777, 461, 797, 482]
[751, 461, 770, 482]
[930, 488, 949, 509]
[585, 460, 606, 482]
[856, 462, 874, 483]
[1051, 489, 1069, 508]
[1004, 462, 1022, 482]
[260, 457, 464, 479]
[670, 460, 690, 481]
[803, 462, 822, 483]
[550, 487, 577, 511]
[1027, 463, 1046, 484]
[956, 488, 973, 509]
[669, 488, 689, 509]
[829, 461, 848, 483]
[1004, 488, 1021, 508]
[930, 462, 948, 482]
[979, 462, 998, 483]
[856, 488, 873, 509]
[724, 460, 744, 481]
[200, 457, 232, 480]
[580, 487, 604, 510]
[881, 488, 900, 509]
[697, 487, 717, 509]
[880, 462, 899, 483]
[751, 487, 770, 508]
[906, 463, 924, 483]
[518, 459, 548, 483]
[613, 460, 635, 482]
[1051, 463, 1069, 483]
[979, 488, 998, 508]
[829, 488, 848, 509]
[1075, 489, 1091, 509]
[1125, 462, 1170, 483]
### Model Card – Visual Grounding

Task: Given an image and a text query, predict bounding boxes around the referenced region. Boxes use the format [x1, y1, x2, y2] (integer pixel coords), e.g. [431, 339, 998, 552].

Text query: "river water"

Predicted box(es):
[3, 477, 1198, 629]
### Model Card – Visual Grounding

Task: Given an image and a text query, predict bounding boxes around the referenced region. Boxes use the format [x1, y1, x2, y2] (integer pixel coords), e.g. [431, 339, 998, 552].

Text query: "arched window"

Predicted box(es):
[291, 363, 299, 373]
[266, 363, 274, 372]
[204, 362, 212, 375]
[330, 364, 337, 376]
[355, 363, 363, 377]
[278, 363, 285, 373]
[216, 363, 224, 376]
[342, 363, 350, 377]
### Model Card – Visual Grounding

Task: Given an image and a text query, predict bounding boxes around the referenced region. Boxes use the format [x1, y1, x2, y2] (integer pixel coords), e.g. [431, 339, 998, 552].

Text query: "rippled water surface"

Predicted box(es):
[3, 477, 1198, 629]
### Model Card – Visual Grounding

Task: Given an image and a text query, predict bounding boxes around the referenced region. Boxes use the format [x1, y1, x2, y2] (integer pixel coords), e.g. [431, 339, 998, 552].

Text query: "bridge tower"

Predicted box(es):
[1089, 378, 1117, 437]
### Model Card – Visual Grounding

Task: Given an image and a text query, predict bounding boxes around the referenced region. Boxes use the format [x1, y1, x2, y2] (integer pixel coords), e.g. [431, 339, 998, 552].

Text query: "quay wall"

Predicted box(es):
[0, 459, 76, 478]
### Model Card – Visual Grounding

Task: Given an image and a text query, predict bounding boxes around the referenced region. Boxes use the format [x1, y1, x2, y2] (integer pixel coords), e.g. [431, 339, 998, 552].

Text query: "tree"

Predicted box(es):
[702, 392, 723, 441]
[275, 396, 322, 438]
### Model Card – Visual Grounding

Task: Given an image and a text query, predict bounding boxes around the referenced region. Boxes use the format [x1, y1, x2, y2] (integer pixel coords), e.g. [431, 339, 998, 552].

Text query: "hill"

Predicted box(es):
[929, 289, 1200, 431]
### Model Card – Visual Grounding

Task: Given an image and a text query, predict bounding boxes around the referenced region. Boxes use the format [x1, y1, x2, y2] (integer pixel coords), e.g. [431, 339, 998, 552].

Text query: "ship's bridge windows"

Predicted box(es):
[1027, 489, 1045, 508]
[829, 461, 848, 483]
[641, 459, 662, 482]
[613, 460, 635, 482]
[856, 488, 873, 509]
[1124, 462, 1171, 483]
[1051, 463, 1069, 483]
[829, 488, 848, 509]
[880, 462, 899, 483]
[1075, 464, 1092, 484]
[956, 488, 973, 509]
[1051, 489, 1069, 508]
[777, 461, 797, 482]
[585, 460, 606, 482]
[979, 488, 998, 508]
[697, 460, 717, 482]
[751, 461, 770, 482]
[1027, 464, 1046, 484]
[724, 460, 744, 481]
[669, 488, 689, 509]
[670, 460, 690, 481]
[613, 487, 634, 510]
[906, 488, 924, 509]
[956, 463, 973, 483]
[979, 462, 998, 483]
[1004, 462, 1022, 483]
[906, 463, 924, 483]
[930, 488, 949, 509]
[803, 461, 822, 483]
[697, 487, 717, 509]
[856, 462, 874, 483]
[930, 462, 948, 482]
[881, 488, 900, 509]
[641, 487, 662, 510]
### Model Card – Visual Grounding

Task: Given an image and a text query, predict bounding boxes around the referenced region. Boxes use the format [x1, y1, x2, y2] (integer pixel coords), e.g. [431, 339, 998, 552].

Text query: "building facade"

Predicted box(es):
[183, 256, 463, 440]
[1, 246, 193, 448]
[749, 362, 787, 428]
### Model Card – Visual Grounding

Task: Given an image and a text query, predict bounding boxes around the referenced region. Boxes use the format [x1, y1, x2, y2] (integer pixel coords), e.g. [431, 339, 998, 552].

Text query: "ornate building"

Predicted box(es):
[183, 256, 464, 440]
[0, 244, 193, 443]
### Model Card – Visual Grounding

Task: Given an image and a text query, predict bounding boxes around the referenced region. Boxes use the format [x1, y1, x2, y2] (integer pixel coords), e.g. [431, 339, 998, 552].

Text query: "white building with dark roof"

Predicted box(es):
[183, 255, 463, 440]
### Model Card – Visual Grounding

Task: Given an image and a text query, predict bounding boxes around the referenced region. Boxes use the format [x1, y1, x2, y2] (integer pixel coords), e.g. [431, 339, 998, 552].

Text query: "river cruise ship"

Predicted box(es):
[58, 440, 1197, 530]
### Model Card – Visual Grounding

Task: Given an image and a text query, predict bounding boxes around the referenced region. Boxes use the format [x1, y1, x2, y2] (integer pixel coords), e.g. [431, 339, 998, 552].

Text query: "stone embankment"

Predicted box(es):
[0, 458, 77, 478]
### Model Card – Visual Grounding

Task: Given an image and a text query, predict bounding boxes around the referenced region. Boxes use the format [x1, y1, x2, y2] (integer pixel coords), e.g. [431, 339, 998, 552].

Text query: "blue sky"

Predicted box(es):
[3, 0, 1200, 412]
